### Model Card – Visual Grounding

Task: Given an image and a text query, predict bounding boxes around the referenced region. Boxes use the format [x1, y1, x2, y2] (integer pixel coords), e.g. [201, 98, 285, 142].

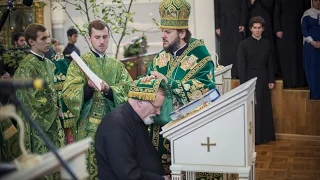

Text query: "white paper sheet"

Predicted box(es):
[70, 51, 102, 91]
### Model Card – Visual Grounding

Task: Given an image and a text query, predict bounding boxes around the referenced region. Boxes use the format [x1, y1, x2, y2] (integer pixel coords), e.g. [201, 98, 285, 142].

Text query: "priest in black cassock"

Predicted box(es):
[247, 0, 280, 75]
[95, 79, 170, 180]
[274, 0, 311, 88]
[237, 16, 276, 145]
[214, 0, 247, 78]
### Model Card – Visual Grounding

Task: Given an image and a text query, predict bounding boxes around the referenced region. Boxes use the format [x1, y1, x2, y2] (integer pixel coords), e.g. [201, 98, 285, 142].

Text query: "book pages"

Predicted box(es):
[70, 51, 102, 91]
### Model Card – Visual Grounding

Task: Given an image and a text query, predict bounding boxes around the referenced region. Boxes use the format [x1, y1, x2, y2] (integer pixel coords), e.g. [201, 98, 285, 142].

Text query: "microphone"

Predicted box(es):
[0, 78, 47, 92]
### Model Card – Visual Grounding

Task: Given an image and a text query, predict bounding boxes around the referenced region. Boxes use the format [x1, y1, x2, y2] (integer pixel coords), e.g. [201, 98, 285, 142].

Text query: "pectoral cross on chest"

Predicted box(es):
[201, 137, 216, 152]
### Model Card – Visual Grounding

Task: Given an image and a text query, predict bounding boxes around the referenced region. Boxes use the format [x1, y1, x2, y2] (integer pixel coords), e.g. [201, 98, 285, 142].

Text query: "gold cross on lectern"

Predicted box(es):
[201, 137, 216, 152]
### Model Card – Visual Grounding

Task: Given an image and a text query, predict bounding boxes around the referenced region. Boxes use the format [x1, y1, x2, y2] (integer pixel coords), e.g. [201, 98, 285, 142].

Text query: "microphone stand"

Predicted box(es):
[9, 92, 78, 180]
[0, 0, 15, 32]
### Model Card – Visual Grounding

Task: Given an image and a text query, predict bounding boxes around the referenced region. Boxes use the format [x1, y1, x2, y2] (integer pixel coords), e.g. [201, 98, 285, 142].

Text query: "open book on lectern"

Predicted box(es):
[162, 78, 257, 131]
[169, 88, 221, 122]
[70, 51, 103, 91]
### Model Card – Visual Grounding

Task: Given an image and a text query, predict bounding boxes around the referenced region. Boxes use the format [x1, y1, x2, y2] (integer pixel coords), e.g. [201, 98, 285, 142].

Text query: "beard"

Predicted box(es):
[163, 36, 180, 53]
[143, 115, 155, 125]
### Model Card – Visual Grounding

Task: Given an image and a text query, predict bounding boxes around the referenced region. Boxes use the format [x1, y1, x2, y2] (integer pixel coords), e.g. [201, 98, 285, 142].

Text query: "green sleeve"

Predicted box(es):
[168, 61, 216, 102]
[0, 119, 22, 162]
[61, 61, 86, 127]
[109, 62, 133, 106]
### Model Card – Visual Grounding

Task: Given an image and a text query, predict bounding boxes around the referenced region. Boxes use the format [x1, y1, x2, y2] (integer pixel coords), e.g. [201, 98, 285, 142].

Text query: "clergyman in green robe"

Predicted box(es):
[13, 23, 65, 180]
[140, 0, 228, 179]
[62, 19, 133, 180]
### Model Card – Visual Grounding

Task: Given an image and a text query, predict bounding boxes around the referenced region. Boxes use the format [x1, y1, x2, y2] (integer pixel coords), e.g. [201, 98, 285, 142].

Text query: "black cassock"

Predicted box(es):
[237, 37, 276, 144]
[214, 0, 247, 78]
[95, 102, 165, 180]
[246, 0, 280, 75]
[246, 0, 275, 42]
[274, 0, 310, 87]
[63, 43, 80, 64]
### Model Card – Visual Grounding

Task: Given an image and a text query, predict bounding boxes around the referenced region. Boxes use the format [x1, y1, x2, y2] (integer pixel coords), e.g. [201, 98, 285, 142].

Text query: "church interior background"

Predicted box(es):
[0, 0, 319, 179]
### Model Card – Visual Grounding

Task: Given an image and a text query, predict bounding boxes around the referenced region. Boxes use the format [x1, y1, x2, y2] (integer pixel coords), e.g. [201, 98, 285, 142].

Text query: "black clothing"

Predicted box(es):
[30, 52, 45, 61]
[44, 46, 55, 60]
[171, 43, 188, 57]
[95, 102, 165, 180]
[237, 36, 276, 144]
[215, 0, 247, 78]
[63, 43, 80, 64]
[83, 83, 114, 102]
[0, 45, 6, 75]
[83, 83, 94, 102]
[247, 0, 280, 75]
[247, 0, 275, 42]
[91, 49, 105, 59]
[274, 0, 310, 87]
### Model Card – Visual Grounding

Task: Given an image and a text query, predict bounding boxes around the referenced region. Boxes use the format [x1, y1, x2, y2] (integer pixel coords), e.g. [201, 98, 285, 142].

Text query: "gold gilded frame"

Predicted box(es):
[0, 1, 44, 47]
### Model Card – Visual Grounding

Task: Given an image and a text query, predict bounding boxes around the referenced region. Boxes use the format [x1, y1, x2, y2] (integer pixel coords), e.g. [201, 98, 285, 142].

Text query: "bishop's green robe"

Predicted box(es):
[62, 51, 133, 180]
[148, 38, 223, 180]
[51, 53, 75, 144]
[53, 53, 69, 95]
[51, 53, 74, 129]
[13, 54, 65, 180]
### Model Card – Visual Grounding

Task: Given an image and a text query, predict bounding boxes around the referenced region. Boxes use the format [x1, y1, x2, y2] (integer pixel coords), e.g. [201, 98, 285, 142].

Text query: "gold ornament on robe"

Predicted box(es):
[156, 52, 170, 68]
[180, 55, 198, 71]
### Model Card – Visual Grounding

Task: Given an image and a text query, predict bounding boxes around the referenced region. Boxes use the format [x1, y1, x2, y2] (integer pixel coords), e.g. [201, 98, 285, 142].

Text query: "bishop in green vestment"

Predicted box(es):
[62, 20, 133, 180]
[13, 24, 65, 180]
[141, 1, 224, 179]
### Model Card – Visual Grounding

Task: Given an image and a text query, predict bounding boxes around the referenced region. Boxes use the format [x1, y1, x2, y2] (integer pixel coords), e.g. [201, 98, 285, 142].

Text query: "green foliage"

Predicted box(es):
[152, 17, 160, 27]
[123, 35, 148, 58]
[0, 47, 29, 69]
[54, 0, 137, 59]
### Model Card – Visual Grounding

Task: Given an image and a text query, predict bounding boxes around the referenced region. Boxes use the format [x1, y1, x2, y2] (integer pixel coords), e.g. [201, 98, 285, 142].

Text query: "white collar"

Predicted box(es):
[252, 35, 262, 41]
[30, 50, 45, 59]
[173, 43, 187, 56]
[92, 48, 106, 58]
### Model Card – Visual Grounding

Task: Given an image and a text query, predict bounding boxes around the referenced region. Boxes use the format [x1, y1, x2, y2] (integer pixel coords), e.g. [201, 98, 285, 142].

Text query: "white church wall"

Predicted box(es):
[191, 0, 216, 55]
[111, 1, 163, 58]
[43, 0, 52, 36]
[56, 0, 163, 58]
[51, 0, 217, 58]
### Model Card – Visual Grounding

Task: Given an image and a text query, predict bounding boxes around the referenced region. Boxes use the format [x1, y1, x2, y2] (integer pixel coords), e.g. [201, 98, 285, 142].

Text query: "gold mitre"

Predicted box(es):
[159, 0, 191, 30]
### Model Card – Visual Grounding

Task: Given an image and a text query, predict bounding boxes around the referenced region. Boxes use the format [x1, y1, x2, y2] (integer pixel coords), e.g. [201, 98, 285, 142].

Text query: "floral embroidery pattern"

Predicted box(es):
[156, 52, 170, 68]
[180, 54, 198, 71]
